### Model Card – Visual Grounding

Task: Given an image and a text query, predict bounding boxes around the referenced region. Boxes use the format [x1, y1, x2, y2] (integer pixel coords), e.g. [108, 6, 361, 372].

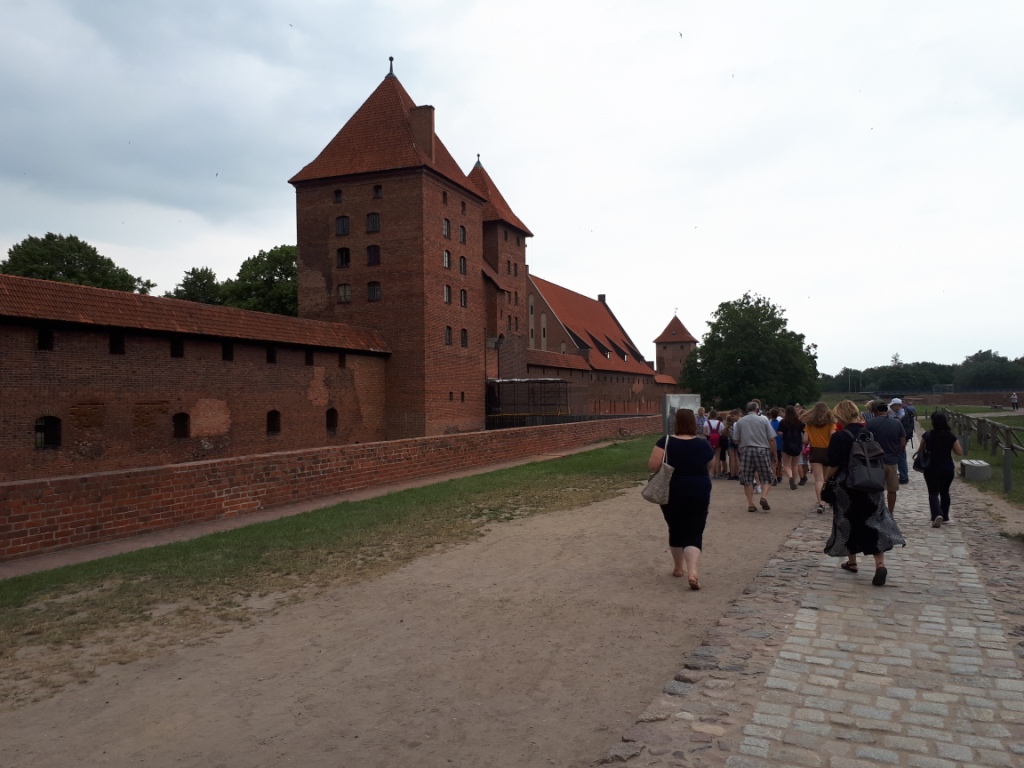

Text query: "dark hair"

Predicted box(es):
[781, 405, 802, 428]
[769, 407, 780, 419]
[873, 400, 890, 413]
[931, 412, 951, 431]
[675, 408, 697, 436]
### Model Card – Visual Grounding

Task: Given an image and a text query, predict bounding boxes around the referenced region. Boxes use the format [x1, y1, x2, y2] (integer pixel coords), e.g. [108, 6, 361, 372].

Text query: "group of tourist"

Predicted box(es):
[646, 398, 963, 591]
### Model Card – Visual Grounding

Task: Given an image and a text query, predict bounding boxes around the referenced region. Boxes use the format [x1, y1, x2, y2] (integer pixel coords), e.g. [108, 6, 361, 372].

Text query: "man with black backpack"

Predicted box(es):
[867, 401, 907, 514]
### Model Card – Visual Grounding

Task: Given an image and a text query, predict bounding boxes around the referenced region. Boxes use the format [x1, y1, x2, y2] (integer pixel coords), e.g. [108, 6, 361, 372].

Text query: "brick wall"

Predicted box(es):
[0, 416, 660, 563]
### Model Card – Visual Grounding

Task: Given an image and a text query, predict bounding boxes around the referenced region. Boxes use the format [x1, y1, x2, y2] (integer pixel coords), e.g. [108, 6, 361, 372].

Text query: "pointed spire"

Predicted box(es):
[473, 153, 482, 169]
[386, 56, 395, 78]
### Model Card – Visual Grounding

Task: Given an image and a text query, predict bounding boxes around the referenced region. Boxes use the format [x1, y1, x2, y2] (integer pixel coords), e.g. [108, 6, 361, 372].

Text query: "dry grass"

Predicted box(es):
[0, 437, 655, 709]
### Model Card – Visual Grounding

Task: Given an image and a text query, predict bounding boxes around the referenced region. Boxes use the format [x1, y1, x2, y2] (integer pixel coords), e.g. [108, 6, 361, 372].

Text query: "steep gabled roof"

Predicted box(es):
[530, 275, 656, 376]
[654, 315, 698, 344]
[467, 159, 533, 236]
[289, 70, 480, 199]
[525, 348, 591, 371]
[0, 274, 390, 354]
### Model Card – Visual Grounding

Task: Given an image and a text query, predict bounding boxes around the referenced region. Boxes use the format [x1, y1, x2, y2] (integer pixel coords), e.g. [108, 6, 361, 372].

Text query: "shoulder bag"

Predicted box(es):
[912, 432, 931, 473]
[641, 436, 674, 504]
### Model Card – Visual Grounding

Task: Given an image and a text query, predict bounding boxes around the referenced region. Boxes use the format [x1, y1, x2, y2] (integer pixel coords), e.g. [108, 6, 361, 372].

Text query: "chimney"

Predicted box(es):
[597, 294, 606, 303]
[410, 105, 435, 162]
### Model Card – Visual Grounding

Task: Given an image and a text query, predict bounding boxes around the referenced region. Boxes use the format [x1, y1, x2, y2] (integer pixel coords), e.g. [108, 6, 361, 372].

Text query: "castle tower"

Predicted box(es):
[654, 315, 698, 381]
[289, 60, 530, 438]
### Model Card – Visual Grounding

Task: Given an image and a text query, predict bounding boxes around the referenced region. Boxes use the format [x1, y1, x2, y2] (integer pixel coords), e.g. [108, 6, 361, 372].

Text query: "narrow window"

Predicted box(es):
[305, 349, 314, 366]
[222, 342, 234, 361]
[266, 410, 281, 435]
[442, 191, 448, 205]
[513, 263, 518, 277]
[367, 245, 381, 265]
[326, 408, 339, 434]
[460, 391, 465, 402]
[373, 184, 382, 199]
[459, 289, 467, 308]
[336, 216, 350, 236]
[506, 259, 511, 275]
[109, 332, 125, 355]
[449, 391, 454, 400]
[172, 413, 190, 439]
[444, 326, 452, 345]
[266, 346, 277, 364]
[458, 225, 466, 244]
[443, 250, 451, 269]
[367, 281, 381, 302]
[507, 315, 512, 331]
[333, 189, 343, 203]
[366, 212, 380, 232]
[34, 416, 62, 449]
[443, 218, 451, 238]
[461, 201, 466, 214]
[37, 327, 54, 351]
[460, 328, 468, 348]
[515, 316, 519, 331]
[459, 256, 466, 274]
[504, 230, 508, 241]
[337, 247, 350, 268]
[337, 284, 351, 303]
[444, 285, 452, 304]
[514, 291, 518, 305]
[170, 337, 184, 358]
[338, 352, 347, 368]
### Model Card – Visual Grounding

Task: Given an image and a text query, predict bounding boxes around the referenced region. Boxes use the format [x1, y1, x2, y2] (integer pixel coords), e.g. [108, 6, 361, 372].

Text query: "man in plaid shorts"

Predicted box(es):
[732, 401, 777, 512]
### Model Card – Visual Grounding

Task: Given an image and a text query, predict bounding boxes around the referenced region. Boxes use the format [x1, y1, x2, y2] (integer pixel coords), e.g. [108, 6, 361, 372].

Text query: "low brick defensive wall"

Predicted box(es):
[0, 416, 659, 563]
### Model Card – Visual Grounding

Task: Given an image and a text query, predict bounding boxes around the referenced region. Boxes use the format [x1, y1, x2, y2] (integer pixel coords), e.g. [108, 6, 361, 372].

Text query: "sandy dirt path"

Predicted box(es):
[1, 479, 811, 768]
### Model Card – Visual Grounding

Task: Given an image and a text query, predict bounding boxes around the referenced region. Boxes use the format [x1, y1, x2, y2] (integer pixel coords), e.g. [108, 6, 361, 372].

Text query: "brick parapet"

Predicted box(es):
[0, 416, 659, 563]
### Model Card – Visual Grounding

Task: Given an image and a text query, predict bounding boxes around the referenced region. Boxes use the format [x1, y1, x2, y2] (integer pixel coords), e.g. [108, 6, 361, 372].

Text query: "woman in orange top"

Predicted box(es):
[802, 401, 836, 513]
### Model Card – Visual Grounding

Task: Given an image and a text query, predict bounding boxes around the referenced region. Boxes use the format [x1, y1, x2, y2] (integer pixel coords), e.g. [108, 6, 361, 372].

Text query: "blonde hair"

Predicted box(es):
[832, 399, 862, 426]
[802, 401, 835, 427]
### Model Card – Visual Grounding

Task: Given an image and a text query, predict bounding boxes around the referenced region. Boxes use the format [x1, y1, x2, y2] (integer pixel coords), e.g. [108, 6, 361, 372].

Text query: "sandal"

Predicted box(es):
[759, 498, 771, 511]
[840, 561, 858, 573]
[688, 576, 700, 590]
[747, 505, 758, 513]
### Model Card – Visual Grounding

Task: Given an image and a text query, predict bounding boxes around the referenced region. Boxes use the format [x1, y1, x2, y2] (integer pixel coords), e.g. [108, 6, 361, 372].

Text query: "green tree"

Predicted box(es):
[955, 350, 1024, 390]
[165, 267, 224, 305]
[221, 245, 297, 316]
[680, 292, 819, 408]
[2, 232, 155, 294]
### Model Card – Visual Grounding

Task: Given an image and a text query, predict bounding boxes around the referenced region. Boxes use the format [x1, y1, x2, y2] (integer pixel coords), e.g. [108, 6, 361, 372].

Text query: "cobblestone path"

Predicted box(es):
[599, 473, 1024, 767]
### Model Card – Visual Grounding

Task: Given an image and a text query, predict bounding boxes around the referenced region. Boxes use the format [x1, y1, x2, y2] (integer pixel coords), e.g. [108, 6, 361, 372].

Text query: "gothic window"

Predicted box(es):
[444, 326, 452, 345]
[336, 216, 350, 236]
[459, 256, 466, 274]
[444, 285, 452, 304]
[459, 289, 467, 307]
[443, 218, 451, 238]
[460, 328, 468, 347]
[458, 225, 466, 244]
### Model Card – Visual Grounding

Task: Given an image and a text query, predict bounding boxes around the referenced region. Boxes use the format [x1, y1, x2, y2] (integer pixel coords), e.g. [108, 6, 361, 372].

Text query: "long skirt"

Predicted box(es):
[824, 481, 905, 557]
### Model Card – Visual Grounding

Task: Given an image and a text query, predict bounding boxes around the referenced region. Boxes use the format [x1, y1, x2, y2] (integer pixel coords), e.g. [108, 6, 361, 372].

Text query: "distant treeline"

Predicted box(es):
[820, 351, 1024, 393]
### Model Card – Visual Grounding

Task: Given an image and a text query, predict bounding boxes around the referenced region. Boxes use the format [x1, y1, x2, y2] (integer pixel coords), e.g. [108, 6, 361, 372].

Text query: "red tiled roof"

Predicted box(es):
[467, 161, 532, 236]
[525, 348, 591, 372]
[529, 275, 657, 377]
[654, 373, 678, 385]
[0, 274, 390, 354]
[654, 315, 698, 344]
[289, 73, 480, 199]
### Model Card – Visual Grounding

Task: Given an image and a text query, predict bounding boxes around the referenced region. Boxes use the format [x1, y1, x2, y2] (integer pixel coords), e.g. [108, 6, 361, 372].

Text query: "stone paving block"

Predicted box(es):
[854, 746, 900, 763]
[975, 748, 1014, 767]
[936, 742, 974, 761]
[906, 755, 957, 768]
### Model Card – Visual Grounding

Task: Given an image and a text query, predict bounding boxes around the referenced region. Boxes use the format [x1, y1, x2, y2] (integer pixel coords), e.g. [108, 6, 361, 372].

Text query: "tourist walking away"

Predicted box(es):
[888, 398, 911, 483]
[1012, 392, 1019, 410]
[732, 401, 777, 512]
[865, 400, 907, 514]
[918, 412, 964, 528]
[776, 405, 806, 490]
[769, 408, 784, 481]
[802, 402, 835, 513]
[706, 409, 723, 478]
[647, 408, 716, 589]
[823, 400, 906, 586]
[725, 410, 741, 480]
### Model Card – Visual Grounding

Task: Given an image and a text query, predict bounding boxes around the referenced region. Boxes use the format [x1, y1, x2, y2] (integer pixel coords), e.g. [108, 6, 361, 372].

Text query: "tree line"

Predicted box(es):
[820, 350, 1024, 393]
[1, 233, 297, 316]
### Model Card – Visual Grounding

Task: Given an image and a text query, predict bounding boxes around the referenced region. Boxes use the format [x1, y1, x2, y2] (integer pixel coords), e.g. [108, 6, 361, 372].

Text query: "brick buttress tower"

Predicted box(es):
[289, 60, 530, 438]
[654, 315, 698, 382]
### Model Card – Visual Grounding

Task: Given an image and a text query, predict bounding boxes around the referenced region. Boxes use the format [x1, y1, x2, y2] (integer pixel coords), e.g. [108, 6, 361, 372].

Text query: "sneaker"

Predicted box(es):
[798, 477, 807, 486]
[754, 484, 762, 494]
[816, 504, 824, 514]
[898, 478, 909, 485]
[932, 518, 942, 528]
[789, 478, 797, 490]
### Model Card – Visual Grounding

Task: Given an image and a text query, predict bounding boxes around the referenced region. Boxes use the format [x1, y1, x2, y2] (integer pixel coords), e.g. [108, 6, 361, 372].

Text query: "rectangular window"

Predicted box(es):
[443, 250, 451, 269]
[460, 329, 468, 348]
[459, 289, 467, 308]
[367, 245, 381, 265]
[367, 282, 381, 302]
[373, 184, 382, 199]
[333, 189, 343, 203]
[336, 216, 350, 236]
[170, 337, 184, 358]
[337, 248, 350, 268]
[366, 212, 380, 232]
[444, 285, 451, 304]
[443, 218, 451, 238]
[444, 326, 452, 345]
[110, 332, 125, 355]
[37, 327, 54, 351]
[458, 225, 466, 244]
[337, 284, 351, 303]
[222, 342, 234, 361]
[459, 256, 466, 274]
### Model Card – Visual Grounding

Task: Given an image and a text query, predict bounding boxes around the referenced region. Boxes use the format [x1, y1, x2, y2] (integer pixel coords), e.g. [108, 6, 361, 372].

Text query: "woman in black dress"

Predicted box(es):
[647, 408, 715, 589]
[823, 400, 905, 586]
[777, 405, 806, 490]
[919, 412, 963, 528]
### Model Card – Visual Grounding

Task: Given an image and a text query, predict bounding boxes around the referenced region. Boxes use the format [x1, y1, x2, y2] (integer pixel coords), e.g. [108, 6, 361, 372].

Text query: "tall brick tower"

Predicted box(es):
[654, 315, 698, 382]
[289, 60, 531, 438]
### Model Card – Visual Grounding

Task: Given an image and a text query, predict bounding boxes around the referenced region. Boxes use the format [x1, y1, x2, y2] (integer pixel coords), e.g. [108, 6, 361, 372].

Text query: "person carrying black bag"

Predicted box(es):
[822, 400, 906, 587]
[920, 412, 963, 528]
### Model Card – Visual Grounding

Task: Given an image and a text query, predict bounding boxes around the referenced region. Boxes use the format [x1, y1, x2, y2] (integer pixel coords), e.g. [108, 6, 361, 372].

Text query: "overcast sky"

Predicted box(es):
[2, 1, 1021, 376]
